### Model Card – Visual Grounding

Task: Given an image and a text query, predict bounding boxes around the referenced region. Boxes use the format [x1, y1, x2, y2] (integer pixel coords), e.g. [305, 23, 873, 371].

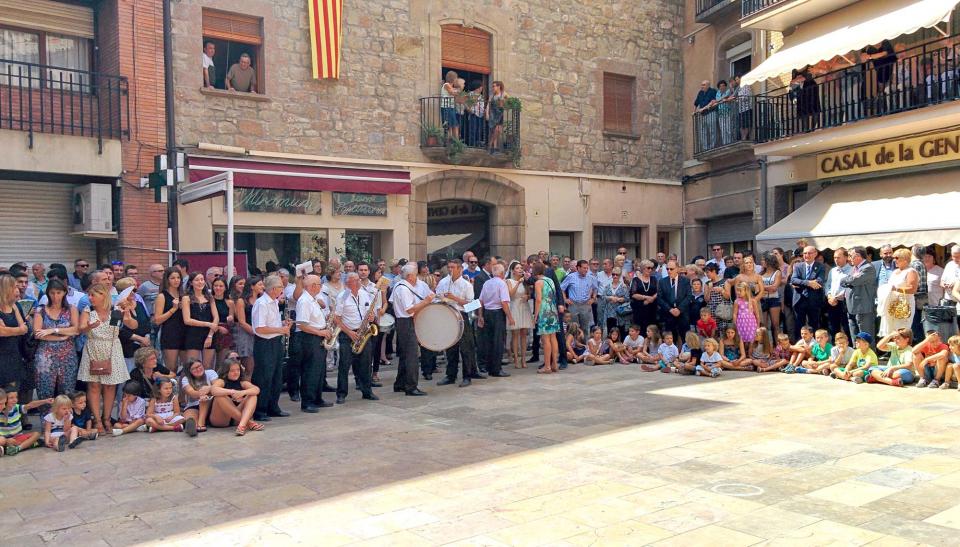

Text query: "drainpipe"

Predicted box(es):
[759, 155, 769, 229]
[162, 0, 179, 259]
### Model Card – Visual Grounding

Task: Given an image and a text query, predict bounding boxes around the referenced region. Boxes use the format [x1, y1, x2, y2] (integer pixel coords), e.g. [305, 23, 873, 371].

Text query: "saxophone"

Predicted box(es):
[351, 287, 382, 354]
[323, 293, 340, 350]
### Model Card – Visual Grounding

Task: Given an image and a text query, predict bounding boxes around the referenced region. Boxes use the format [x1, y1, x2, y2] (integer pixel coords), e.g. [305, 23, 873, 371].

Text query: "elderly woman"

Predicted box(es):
[127, 346, 174, 399]
[705, 263, 733, 333]
[629, 259, 658, 335]
[599, 268, 629, 335]
[878, 248, 919, 336]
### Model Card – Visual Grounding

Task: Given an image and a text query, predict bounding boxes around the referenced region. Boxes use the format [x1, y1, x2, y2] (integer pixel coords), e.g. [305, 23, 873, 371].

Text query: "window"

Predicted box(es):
[441, 25, 491, 75]
[725, 39, 752, 79]
[594, 226, 643, 260]
[201, 9, 264, 93]
[603, 73, 634, 135]
[0, 27, 92, 89]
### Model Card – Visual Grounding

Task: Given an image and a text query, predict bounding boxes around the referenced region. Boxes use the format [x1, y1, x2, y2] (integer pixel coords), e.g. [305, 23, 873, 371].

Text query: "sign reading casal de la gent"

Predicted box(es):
[817, 129, 960, 179]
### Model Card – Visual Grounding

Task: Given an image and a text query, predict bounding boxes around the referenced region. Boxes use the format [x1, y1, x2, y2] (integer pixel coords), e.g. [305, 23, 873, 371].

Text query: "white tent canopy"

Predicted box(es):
[741, 0, 960, 85]
[755, 175, 960, 251]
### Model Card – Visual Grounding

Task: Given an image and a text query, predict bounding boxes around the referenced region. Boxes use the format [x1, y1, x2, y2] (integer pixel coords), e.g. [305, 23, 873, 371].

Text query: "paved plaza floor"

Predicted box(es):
[5, 362, 960, 546]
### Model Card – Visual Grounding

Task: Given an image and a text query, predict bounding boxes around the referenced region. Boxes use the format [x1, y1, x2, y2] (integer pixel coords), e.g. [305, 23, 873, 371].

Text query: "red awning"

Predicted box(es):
[187, 156, 411, 195]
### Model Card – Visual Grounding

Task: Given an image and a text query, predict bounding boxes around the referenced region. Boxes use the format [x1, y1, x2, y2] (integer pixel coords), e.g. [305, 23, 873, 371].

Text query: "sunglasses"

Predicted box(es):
[469, 260, 478, 264]
[77, 263, 90, 268]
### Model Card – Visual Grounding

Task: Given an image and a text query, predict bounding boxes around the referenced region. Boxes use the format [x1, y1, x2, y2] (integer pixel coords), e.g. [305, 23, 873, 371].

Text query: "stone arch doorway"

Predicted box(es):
[410, 170, 525, 264]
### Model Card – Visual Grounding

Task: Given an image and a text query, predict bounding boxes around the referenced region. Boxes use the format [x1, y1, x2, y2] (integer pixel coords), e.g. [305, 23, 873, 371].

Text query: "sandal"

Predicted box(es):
[248, 421, 265, 431]
[235, 424, 247, 436]
[196, 426, 207, 433]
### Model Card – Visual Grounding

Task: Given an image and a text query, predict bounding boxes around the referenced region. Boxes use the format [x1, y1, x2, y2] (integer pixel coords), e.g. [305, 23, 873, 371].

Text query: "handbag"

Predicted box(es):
[888, 288, 911, 320]
[715, 301, 734, 321]
[88, 324, 117, 377]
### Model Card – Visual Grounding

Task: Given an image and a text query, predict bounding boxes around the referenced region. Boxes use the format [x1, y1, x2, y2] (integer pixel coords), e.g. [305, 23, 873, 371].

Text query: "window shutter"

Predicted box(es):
[603, 73, 634, 134]
[0, 0, 93, 38]
[441, 25, 491, 74]
[202, 9, 262, 45]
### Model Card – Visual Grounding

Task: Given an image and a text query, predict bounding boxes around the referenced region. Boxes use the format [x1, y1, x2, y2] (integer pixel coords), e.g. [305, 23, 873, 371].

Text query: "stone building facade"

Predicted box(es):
[172, 0, 687, 266]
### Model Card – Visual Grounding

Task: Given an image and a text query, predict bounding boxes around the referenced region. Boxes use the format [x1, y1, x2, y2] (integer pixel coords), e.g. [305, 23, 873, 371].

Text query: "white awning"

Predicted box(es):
[755, 175, 960, 251]
[741, 0, 960, 85]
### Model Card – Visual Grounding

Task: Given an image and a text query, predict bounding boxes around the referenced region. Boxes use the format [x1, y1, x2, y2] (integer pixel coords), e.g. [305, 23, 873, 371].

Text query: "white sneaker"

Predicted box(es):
[112, 429, 123, 437]
[917, 379, 927, 388]
[136, 424, 148, 432]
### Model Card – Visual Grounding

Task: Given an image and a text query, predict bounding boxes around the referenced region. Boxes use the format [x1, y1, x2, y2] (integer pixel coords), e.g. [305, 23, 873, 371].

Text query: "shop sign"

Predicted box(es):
[233, 188, 322, 215]
[427, 201, 488, 222]
[817, 129, 960, 179]
[332, 192, 387, 216]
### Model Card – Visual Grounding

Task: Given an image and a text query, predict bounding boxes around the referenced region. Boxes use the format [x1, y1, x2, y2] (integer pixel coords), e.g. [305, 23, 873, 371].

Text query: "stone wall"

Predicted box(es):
[171, 0, 684, 180]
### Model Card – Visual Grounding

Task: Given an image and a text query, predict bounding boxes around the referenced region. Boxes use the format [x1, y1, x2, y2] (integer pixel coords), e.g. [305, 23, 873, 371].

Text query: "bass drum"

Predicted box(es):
[414, 302, 463, 351]
[378, 313, 395, 334]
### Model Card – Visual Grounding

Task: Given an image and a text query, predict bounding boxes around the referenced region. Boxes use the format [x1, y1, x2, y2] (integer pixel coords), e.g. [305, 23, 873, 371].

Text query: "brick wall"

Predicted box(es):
[100, 0, 169, 268]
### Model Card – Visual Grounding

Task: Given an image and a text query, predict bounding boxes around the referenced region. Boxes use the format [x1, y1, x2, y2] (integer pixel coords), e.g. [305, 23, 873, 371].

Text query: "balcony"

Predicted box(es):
[0, 59, 129, 153]
[754, 35, 960, 153]
[696, 0, 740, 23]
[740, 0, 859, 30]
[692, 102, 756, 160]
[418, 96, 521, 167]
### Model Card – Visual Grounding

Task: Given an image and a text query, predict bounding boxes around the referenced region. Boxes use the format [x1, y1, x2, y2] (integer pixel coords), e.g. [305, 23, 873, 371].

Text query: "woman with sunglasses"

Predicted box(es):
[599, 268, 629, 335]
[629, 260, 659, 335]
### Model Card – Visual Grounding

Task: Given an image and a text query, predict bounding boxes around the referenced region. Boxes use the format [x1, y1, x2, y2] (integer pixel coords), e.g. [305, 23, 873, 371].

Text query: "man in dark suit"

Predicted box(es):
[657, 260, 692, 342]
[472, 257, 493, 372]
[790, 245, 827, 338]
[840, 246, 878, 343]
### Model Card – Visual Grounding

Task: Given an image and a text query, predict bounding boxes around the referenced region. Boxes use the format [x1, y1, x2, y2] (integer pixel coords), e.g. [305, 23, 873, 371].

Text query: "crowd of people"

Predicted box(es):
[2, 240, 959, 457]
[439, 70, 511, 151]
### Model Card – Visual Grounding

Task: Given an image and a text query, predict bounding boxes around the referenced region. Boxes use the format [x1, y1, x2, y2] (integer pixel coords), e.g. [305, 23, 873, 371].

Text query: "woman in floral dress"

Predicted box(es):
[33, 279, 78, 411]
[533, 262, 560, 374]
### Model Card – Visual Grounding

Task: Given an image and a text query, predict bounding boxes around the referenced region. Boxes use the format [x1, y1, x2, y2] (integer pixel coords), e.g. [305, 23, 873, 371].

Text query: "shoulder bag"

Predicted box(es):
[89, 323, 117, 377]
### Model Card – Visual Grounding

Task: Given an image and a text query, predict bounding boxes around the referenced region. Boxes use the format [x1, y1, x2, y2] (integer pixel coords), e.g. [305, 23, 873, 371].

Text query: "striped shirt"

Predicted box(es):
[560, 272, 598, 303]
[0, 404, 25, 438]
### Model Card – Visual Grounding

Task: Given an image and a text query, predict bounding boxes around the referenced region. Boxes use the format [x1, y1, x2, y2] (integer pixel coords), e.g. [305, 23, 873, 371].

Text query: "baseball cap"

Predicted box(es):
[855, 332, 873, 344]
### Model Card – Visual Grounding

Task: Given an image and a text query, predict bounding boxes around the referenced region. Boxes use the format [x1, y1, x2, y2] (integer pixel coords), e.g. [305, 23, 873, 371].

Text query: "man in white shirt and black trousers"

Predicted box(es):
[333, 273, 379, 404]
[435, 258, 484, 387]
[295, 274, 334, 412]
[477, 263, 514, 377]
[358, 263, 386, 388]
[390, 263, 434, 396]
[251, 275, 292, 422]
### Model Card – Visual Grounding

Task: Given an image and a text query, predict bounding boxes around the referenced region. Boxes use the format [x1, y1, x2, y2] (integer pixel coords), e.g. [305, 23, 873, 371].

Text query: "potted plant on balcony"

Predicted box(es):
[420, 123, 445, 147]
[503, 97, 522, 111]
[445, 135, 466, 162]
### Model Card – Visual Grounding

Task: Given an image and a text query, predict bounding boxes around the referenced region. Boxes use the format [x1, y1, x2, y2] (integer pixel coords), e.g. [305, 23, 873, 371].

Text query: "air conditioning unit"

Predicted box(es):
[72, 184, 116, 238]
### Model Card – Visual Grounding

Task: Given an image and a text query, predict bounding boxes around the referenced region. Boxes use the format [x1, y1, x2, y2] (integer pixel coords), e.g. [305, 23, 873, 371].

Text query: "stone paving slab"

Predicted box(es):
[3, 363, 960, 545]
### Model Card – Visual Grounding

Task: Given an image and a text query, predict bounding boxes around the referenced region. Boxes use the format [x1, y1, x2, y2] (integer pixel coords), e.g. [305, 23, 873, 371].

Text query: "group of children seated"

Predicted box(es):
[0, 348, 263, 457]
[563, 308, 960, 387]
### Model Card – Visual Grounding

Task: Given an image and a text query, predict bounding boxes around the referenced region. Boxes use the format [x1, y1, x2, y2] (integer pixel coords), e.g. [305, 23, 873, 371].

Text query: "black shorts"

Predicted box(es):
[761, 297, 781, 311]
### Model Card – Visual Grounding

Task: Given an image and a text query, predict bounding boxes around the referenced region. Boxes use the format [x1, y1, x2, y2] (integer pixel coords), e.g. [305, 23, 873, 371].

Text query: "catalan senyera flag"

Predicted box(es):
[308, 0, 343, 79]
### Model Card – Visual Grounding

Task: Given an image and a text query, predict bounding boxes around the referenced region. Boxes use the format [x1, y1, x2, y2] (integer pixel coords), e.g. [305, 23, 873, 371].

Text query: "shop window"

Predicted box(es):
[594, 226, 643, 260]
[201, 9, 264, 93]
[603, 73, 635, 136]
[0, 26, 92, 90]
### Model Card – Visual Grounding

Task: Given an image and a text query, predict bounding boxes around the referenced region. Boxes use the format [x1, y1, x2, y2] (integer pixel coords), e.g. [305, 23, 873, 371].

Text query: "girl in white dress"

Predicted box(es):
[506, 262, 532, 369]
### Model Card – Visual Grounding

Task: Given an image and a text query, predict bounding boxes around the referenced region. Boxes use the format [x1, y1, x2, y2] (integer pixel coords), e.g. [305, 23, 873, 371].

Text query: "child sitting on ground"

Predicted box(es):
[43, 395, 83, 451]
[720, 327, 751, 370]
[69, 391, 98, 441]
[146, 378, 185, 433]
[621, 325, 645, 364]
[0, 389, 48, 456]
[757, 333, 791, 373]
[942, 335, 960, 390]
[696, 308, 717, 340]
[639, 325, 662, 371]
[798, 329, 833, 374]
[677, 331, 702, 374]
[826, 332, 854, 377]
[914, 330, 950, 389]
[565, 324, 587, 364]
[585, 326, 613, 365]
[657, 331, 680, 373]
[113, 381, 147, 436]
[835, 332, 878, 383]
[742, 327, 772, 372]
[785, 326, 815, 372]
[606, 328, 627, 364]
[696, 338, 723, 377]
[870, 328, 916, 387]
